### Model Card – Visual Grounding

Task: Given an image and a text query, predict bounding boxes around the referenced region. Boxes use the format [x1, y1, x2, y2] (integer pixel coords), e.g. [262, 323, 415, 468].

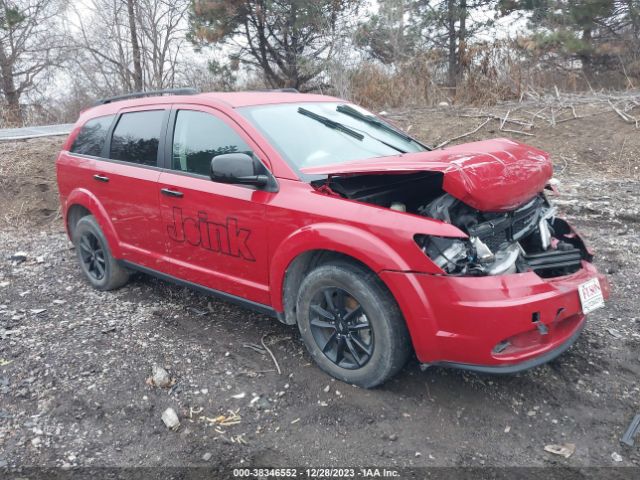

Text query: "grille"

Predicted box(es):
[512, 198, 541, 240]
[478, 196, 542, 252]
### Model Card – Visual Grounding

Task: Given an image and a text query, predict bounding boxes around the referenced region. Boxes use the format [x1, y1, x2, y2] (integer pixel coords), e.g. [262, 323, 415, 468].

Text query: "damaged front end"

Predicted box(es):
[305, 139, 608, 369]
[312, 169, 591, 279]
[415, 192, 591, 278]
[304, 138, 593, 279]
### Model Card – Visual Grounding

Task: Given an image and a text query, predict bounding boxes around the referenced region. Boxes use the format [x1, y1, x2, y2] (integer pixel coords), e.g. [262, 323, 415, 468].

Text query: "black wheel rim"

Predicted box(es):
[78, 232, 106, 281]
[309, 287, 373, 370]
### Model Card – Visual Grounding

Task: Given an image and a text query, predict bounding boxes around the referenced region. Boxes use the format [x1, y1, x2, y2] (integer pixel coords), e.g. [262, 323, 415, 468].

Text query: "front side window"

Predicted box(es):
[110, 110, 165, 166]
[239, 102, 427, 178]
[171, 110, 252, 176]
[70, 115, 115, 157]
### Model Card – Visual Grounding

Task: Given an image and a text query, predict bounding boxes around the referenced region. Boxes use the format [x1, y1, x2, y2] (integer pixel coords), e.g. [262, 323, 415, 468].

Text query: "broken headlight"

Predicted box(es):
[415, 235, 470, 274]
[415, 234, 522, 276]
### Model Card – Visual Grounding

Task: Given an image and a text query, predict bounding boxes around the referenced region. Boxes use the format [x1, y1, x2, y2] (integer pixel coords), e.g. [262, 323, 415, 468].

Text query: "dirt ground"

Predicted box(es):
[1, 95, 639, 476]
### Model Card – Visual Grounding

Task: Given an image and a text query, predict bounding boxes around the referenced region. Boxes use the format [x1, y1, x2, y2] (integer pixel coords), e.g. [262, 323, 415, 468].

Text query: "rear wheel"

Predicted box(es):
[296, 262, 411, 388]
[72, 215, 129, 291]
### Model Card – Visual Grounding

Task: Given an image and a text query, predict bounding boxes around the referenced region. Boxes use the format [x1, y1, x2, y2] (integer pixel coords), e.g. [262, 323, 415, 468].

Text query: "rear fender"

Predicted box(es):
[64, 188, 122, 258]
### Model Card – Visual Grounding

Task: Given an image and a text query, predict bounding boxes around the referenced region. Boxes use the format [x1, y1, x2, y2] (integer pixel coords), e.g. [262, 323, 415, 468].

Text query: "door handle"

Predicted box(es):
[93, 174, 109, 183]
[161, 188, 184, 198]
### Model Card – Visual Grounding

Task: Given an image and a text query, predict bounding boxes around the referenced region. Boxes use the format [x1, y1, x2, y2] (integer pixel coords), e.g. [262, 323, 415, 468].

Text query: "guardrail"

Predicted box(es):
[0, 123, 74, 141]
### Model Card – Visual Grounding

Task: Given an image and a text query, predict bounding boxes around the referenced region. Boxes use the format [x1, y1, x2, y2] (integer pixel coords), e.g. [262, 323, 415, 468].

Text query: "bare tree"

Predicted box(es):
[68, 0, 189, 96]
[135, 0, 189, 89]
[0, 0, 66, 124]
[126, 0, 143, 90]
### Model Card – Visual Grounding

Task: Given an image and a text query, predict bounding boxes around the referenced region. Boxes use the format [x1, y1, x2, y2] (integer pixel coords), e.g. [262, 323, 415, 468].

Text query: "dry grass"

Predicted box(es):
[343, 40, 640, 110]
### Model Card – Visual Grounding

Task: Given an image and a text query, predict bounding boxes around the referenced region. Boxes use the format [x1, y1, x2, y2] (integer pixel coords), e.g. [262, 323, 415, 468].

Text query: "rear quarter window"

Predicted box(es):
[70, 115, 115, 157]
[110, 110, 165, 166]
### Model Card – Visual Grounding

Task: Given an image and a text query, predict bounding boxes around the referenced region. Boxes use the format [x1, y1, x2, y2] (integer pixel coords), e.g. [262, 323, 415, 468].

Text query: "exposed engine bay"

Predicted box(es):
[315, 172, 591, 277]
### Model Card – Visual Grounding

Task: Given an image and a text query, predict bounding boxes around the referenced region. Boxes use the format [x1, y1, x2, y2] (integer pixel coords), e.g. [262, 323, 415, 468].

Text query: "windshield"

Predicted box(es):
[238, 102, 428, 178]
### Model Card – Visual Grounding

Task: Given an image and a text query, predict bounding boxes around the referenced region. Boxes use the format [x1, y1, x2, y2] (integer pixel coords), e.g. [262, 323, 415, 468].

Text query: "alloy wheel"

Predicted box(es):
[78, 232, 106, 281]
[308, 287, 374, 370]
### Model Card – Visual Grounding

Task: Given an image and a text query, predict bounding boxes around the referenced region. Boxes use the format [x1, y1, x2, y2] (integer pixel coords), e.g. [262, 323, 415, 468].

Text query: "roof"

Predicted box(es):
[80, 90, 340, 120]
[195, 91, 339, 108]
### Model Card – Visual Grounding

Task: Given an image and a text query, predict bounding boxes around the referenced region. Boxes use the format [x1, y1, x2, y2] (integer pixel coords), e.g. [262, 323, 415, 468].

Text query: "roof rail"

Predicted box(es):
[94, 88, 199, 106]
[255, 88, 300, 93]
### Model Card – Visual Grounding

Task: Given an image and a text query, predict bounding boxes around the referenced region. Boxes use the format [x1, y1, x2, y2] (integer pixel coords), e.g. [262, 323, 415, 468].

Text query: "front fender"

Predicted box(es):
[64, 188, 122, 258]
[270, 222, 419, 311]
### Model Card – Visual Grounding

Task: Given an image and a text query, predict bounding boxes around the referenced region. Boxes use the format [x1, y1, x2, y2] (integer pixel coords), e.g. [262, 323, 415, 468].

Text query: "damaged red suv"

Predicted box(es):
[56, 89, 609, 387]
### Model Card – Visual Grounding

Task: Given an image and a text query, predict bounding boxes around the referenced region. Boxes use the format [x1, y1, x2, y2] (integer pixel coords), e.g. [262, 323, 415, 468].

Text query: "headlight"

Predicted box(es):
[415, 235, 469, 274]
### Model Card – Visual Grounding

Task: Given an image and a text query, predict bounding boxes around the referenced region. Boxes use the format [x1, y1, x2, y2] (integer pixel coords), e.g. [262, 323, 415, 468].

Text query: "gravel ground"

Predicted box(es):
[1, 99, 639, 476]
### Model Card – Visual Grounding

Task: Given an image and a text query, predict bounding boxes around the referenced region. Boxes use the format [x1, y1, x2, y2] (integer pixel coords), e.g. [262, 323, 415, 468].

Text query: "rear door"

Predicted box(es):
[87, 107, 169, 269]
[157, 106, 274, 305]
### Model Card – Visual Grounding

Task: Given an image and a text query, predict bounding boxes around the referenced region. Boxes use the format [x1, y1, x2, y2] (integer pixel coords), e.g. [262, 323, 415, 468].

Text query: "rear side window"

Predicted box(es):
[70, 115, 114, 157]
[110, 110, 165, 166]
[172, 110, 251, 176]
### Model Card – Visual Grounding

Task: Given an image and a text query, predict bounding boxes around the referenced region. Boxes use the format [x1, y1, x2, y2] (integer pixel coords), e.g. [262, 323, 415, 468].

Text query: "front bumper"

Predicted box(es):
[380, 261, 609, 371]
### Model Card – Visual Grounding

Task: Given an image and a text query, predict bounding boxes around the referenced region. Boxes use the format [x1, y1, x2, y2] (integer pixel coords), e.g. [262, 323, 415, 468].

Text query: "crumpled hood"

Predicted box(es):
[301, 138, 553, 212]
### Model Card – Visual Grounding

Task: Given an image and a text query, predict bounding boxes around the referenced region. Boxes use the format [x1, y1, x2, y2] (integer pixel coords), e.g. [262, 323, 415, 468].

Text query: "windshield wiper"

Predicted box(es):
[336, 104, 428, 148]
[298, 107, 364, 141]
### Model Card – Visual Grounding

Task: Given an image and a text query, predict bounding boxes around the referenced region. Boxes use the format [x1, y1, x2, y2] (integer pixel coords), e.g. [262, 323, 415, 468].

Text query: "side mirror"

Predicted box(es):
[210, 153, 269, 188]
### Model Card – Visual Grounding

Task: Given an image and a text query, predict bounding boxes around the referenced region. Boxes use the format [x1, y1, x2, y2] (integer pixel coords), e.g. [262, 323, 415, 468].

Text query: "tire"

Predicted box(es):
[72, 215, 129, 291]
[296, 261, 411, 388]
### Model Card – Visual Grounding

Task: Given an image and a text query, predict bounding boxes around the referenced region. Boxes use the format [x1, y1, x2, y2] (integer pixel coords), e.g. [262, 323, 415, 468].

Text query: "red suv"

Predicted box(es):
[56, 89, 609, 387]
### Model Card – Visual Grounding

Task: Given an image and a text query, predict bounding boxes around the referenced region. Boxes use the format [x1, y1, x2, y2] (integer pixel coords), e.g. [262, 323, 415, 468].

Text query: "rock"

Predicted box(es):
[607, 328, 623, 338]
[544, 443, 575, 458]
[10, 252, 27, 263]
[161, 408, 180, 430]
[202, 452, 212, 462]
[151, 365, 171, 388]
[388, 433, 398, 441]
[31, 437, 41, 447]
[611, 452, 623, 462]
[323, 385, 330, 393]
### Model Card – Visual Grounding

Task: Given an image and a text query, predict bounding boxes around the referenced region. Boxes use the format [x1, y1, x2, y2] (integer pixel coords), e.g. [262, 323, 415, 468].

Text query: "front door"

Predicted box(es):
[158, 107, 273, 306]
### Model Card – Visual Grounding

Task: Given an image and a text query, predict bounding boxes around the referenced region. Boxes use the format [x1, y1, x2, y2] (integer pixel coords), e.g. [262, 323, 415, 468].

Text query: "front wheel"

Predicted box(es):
[296, 262, 411, 388]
